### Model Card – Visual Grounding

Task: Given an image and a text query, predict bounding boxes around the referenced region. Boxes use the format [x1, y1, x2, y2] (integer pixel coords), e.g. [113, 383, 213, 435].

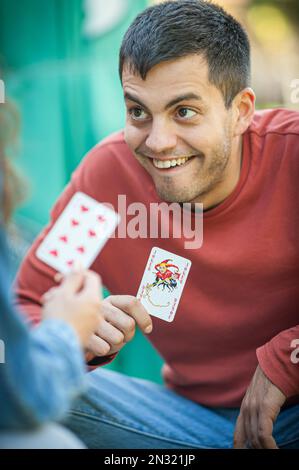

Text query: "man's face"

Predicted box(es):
[122, 54, 238, 204]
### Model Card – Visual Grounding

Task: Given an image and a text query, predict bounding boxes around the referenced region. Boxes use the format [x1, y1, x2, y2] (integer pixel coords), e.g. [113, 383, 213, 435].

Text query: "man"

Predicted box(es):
[15, 0, 299, 449]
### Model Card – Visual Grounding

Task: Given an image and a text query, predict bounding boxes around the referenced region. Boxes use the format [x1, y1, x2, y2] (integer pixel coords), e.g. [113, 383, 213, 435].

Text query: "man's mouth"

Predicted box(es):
[152, 156, 195, 169]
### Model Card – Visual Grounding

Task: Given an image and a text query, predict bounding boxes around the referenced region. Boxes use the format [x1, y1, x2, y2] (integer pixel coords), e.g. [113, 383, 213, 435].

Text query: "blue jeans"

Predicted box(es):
[63, 369, 299, 449]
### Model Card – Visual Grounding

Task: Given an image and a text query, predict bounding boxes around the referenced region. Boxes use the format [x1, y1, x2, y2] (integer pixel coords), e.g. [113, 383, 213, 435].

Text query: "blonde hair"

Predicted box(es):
[0, 100, 26, 224]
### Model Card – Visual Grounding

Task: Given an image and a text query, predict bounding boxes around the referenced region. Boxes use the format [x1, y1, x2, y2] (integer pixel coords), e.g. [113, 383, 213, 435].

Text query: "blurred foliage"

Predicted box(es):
[251, 0, 299, 28]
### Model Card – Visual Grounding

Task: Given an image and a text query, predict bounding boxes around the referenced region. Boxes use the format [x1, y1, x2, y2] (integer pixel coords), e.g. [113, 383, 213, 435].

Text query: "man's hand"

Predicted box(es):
[233, 365, 286, 449]
[87, 295, 153, 357]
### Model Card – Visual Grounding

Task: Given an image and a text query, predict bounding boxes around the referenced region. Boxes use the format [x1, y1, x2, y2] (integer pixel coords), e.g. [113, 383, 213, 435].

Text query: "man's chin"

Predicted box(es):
[155, 186, 199, 204]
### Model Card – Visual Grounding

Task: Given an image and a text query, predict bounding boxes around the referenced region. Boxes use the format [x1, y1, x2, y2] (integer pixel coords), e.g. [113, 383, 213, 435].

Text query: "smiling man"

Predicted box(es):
[15, 0, 299, 449]
[122, 54, 247, 209]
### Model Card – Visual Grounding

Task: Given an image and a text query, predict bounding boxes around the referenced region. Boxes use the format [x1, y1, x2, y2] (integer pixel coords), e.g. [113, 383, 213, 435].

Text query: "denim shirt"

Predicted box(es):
[0, 227, 86, 430]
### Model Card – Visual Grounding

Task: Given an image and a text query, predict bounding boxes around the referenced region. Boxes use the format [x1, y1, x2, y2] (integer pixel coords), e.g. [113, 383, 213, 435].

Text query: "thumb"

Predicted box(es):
[79, 271, 103, 301]
[60, 271, 85, 294]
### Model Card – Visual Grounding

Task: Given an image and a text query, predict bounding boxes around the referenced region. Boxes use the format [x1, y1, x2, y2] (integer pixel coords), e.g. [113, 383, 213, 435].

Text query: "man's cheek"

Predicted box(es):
[124, 124, 143, 149]
[124, 122, 135, 145]
[123, 125, 131, 146]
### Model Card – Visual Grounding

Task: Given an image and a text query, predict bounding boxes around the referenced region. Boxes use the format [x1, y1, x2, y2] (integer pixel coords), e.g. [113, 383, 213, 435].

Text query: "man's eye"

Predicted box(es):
[177, 108, 197, 119]
[128, 107, 148, 120]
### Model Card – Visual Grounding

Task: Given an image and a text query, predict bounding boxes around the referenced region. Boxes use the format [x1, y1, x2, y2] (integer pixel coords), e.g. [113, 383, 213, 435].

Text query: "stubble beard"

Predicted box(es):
[155, 136, 233, 204]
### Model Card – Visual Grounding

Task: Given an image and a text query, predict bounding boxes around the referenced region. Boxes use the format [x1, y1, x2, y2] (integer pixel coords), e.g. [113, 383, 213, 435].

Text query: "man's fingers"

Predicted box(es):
[248, 405, 262, 449]
[88, 334, 111, 356]
[102, 302, 136, 342]
[256, 413, 278, 449]
[242, 401, 256, 448]
[96, 319, 125, 348]
[233, 413, 247, 449]
[234, 407, 279, 449]
[106, 295, 152, 334]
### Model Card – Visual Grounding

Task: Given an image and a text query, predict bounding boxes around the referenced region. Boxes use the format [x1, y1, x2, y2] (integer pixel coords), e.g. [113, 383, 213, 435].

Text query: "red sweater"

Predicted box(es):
[15, 108, 299, 407]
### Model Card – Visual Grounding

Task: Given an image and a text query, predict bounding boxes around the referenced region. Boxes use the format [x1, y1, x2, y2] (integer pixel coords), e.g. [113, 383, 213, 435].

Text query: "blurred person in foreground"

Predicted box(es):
[0, 101, 103, 448]
[14, 0, 299, 449]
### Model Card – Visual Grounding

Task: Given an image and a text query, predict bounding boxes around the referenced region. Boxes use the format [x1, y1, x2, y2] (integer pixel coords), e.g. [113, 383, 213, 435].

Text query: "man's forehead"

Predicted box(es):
[122, 55, 215, 105]
[122, 55, 209, 85]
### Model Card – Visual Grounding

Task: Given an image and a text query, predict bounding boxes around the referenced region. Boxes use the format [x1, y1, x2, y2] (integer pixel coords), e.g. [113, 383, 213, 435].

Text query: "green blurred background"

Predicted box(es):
[1, 0, 298, 384]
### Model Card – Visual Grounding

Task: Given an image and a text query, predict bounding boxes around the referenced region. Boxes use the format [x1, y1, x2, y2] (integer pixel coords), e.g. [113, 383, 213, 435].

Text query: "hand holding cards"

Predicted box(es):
[137, 247, 191, 322]
[36, 191, 191, 329]
[42, 269, 103, 348]
[36, 192, 120, 273]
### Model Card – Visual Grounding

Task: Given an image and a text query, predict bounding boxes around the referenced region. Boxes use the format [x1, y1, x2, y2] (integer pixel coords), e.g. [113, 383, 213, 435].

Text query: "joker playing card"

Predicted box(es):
[137, 247, 191, 322]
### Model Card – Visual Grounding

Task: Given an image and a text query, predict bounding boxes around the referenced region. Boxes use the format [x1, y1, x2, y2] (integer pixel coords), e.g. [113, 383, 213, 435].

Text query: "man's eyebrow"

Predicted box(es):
[124, 92, 203, 110]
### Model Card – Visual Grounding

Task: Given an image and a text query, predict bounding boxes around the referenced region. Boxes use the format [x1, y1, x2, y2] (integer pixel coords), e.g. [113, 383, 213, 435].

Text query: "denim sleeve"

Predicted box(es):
[0, 228, 86, 430]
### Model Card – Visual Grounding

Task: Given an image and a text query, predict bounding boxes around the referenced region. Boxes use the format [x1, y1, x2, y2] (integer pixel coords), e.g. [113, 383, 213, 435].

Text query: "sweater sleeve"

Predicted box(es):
[0, 319, 86, 430]
[256, 325, 299, 398]
[0, 227, 85, 430]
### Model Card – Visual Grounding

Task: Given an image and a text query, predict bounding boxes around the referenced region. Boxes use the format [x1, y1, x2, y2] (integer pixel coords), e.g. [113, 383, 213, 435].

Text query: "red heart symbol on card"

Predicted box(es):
[71, 219, 79, 227]
[66, 260, 74, 266]
[49, 249, 58, 257]
[59, 235, 68, 243]
[97, 215, 106, 223]
[77, 246, 85, 254]
[81, 205, 89, 212]
[88, 229, 96, 238]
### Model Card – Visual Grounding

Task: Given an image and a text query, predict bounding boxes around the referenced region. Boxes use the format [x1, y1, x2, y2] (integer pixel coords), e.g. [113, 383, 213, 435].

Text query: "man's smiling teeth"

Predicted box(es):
[153, 157, 191, 169]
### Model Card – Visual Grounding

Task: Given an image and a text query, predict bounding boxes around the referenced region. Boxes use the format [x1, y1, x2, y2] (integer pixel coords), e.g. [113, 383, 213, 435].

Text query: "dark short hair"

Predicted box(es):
[119, 0, 250, 107]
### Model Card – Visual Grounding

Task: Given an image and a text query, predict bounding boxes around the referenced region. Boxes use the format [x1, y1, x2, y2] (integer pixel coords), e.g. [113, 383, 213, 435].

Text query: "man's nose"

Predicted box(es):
[145, 119, 177, 154]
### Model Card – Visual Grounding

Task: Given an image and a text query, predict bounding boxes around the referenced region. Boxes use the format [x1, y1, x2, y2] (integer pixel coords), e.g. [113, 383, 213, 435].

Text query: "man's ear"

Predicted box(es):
[232, 87, 255, 137]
